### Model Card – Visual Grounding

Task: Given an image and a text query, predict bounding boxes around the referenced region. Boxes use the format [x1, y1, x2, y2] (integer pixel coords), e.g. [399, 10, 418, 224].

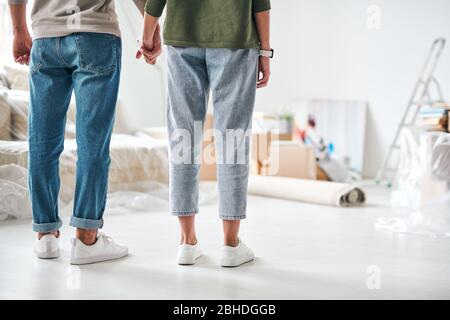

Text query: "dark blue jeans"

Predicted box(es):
[29, 33, 122, 233]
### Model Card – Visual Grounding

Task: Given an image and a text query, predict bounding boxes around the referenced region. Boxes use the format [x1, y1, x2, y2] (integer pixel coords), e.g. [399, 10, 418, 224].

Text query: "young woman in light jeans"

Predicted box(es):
[138, 0, 272, 267]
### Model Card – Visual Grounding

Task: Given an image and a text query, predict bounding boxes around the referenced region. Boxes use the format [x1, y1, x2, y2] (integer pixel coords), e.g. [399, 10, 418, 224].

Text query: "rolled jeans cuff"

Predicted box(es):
[220, 214, 246, 221]
[171, 209, 198, 217]
[70, 216, 104, 230]
[32, 218, 63, 233]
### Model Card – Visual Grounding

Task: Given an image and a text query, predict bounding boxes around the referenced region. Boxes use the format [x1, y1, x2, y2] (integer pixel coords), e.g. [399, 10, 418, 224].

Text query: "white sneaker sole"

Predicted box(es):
[35, 249, 60, 259]
[177, 254, 202, 266]
[70, 249, 128, 265]
[220, 255, 255, 268]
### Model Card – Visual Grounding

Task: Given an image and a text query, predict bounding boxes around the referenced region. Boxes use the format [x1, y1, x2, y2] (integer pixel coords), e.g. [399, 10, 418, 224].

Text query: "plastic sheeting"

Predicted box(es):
[432, 134, 450, 180]
[1, 164, 218, 220]
[61, 181, 172, 216]
[0, 83, 171, 193]
[378, 128, 450, 238]
[1, 164, 216, 220]
[0, 164, 31, 221]
[102, 177, 219, 216]
[0, 135, 170, 202]
[62, 181, 218, 216]
[0, 76, 221, 221]
[0, 81, 172, 219]
[391, 128, 448, 208]
[376, 192, 450, 238]
[58, 135, 170, 203]
[0, 134, 173, 220]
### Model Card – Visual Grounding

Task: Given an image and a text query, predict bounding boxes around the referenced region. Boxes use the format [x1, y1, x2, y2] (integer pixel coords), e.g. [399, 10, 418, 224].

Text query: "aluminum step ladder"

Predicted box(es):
[376, 38, 447, 187]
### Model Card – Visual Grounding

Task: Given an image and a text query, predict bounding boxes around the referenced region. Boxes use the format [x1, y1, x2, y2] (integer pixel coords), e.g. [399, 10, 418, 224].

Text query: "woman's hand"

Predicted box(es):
[13, 31, 32, 65]
[136, 18, 162, 65]
[257, 56, 271, 88]
[254, 8, 271, 88]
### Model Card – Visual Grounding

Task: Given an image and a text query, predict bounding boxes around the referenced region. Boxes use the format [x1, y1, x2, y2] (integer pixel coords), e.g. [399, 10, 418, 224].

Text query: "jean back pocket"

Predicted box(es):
[30, 39, 44, 74]
[74, 33, 119, 75]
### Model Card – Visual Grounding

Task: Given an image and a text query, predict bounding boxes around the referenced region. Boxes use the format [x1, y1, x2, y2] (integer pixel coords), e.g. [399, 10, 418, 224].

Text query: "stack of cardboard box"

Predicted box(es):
[200, 114, 320, 181]
[199, 114, 217, 181]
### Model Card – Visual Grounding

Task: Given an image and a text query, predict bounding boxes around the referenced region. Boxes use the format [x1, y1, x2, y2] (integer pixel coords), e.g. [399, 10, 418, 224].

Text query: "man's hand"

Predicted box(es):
[9, 4, 31, 65]
[136, 23, 162, 65]
[257, 56, 271, 88]
[13, 31, 32, 65]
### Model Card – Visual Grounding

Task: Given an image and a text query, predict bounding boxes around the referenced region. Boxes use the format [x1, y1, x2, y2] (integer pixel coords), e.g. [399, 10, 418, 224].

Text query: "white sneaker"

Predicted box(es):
[177, 243, 202, 265]
[34, 234, 60, 259]
[220, 239, 255, 267]
[70, 232, 128, 265]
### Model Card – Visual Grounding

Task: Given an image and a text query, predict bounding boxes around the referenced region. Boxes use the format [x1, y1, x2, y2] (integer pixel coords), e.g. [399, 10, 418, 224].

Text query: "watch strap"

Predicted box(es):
[259, 49, 274, 58]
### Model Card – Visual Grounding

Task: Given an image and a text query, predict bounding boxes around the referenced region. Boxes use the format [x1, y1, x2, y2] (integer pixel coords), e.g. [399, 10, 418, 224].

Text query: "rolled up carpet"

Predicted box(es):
[248, 175, 365, 207]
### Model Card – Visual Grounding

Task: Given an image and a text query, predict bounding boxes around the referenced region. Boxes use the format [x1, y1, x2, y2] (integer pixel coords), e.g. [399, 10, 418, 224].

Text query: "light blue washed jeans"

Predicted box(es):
[167, 46, 259, 220]
[29, 33, 121, 233]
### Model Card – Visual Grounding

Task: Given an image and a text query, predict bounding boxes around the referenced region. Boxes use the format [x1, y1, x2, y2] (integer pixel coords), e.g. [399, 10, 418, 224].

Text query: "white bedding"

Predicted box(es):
[0, 134, 169, 203]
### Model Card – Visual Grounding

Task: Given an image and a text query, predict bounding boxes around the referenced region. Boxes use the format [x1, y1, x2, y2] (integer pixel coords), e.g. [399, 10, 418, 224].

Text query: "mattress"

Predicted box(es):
[0, 134, 170, 203]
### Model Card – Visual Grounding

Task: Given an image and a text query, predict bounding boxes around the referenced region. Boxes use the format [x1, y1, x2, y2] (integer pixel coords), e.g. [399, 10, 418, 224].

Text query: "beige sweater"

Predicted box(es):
[8, 0, 146, 39]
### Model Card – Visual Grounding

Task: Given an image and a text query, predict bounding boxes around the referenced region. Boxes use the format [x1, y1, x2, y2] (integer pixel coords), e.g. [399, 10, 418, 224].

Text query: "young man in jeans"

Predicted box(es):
[8, 0, 160, 264]
[138, 0, 272, 267]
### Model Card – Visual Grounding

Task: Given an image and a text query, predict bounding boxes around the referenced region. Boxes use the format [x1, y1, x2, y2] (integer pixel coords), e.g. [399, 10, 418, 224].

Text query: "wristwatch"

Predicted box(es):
[259, 48, 274, 58]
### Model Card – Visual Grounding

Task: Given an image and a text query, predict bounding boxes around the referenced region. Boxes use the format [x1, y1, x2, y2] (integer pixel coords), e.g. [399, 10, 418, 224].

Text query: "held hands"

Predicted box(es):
[13, 31, 32, 65]
[257, 56, 271, 88]
[136, 23, 162, 65]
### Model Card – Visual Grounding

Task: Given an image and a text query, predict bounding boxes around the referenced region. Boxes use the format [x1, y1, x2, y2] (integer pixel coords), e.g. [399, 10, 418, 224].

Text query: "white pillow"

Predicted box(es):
[0, 72, 9, 90]
[0, 89, 125, 141]
[0, 93, 12, 141]
[0, 90, 29, 140]
[4, 65, 29, 91]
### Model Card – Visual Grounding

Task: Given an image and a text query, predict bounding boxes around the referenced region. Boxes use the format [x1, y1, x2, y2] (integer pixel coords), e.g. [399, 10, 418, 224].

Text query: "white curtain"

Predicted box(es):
[0, 0, 12, 67]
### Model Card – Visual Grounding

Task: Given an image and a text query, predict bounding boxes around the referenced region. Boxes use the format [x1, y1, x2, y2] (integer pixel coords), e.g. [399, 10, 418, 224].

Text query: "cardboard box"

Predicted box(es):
[200, 113, 216, 181]
[261, 141, 317, 180]
[251, 131, 294, 175]
[317, 165, 331, 181]
[199, 146, 216, 181]
[200, 120, 310, 181]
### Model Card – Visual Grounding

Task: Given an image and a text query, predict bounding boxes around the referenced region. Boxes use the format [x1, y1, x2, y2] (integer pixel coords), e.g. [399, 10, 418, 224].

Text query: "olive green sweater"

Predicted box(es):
[145, 0, 271, 48]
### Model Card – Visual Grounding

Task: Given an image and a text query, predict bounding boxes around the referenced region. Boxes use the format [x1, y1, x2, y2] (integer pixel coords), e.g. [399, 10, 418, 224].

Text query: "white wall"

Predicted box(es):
[1, 0, 166, 128]
[117, 0, 450, 178]
[257, 0, 450, 177]
[116, 1, 166, 129]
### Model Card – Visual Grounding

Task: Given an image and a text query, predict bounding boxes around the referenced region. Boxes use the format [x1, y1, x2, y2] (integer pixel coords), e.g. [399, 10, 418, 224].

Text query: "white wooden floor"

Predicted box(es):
[1, 185, 450, 300]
